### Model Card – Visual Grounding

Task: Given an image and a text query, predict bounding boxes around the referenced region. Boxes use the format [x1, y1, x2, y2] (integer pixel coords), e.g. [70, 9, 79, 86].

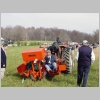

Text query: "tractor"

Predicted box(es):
[17, 42, 75, 81]
[40, 41, 75, 73]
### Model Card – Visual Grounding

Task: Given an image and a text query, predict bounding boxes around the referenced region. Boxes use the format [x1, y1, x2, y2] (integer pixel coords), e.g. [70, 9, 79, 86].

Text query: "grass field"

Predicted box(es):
[1, 46, 99, 87]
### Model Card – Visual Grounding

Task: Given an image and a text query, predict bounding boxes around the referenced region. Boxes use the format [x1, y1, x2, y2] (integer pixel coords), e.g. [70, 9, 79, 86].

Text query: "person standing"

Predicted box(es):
[56, 37, 61, 44]
[1, 42, 8, 79]
[75, 40, 95, 87]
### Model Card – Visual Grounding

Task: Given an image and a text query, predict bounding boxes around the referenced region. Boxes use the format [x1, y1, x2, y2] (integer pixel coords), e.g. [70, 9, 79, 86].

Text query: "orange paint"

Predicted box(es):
[22, 48, 46, 62]
[17, 46, 68, 81]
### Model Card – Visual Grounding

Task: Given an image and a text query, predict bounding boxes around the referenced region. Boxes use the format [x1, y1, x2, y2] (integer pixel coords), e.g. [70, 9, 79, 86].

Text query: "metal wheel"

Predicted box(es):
[30, 73, 37, 81]
[42, 71, 47, 78]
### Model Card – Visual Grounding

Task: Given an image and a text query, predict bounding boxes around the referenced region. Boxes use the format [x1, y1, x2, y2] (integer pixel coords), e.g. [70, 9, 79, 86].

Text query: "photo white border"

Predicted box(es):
[0, 0, 100, 100]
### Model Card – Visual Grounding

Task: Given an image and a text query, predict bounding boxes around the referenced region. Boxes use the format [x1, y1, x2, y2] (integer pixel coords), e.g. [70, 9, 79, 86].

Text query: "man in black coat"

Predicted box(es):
[1, 43, 8, 79]
[76, 40, 95, 87]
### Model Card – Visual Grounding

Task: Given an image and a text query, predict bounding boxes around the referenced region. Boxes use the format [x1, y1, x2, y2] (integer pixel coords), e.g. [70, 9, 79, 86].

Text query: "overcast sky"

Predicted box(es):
[1, 13, 99, 34]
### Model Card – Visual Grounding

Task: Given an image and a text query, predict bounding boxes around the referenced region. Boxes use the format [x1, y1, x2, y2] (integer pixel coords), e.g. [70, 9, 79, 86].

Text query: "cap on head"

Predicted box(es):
[83, 40, 88, 44]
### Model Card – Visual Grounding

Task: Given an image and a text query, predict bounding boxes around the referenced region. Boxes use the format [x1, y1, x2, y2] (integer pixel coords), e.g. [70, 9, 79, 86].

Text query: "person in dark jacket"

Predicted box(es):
[75, 40, 95, 87]
[56, 37, 61, 44]
[44, 50, 57, 73]
[1, 43, 8, 79]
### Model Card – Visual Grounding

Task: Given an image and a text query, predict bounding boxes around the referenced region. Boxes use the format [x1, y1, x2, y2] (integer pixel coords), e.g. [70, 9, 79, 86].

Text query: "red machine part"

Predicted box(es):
[22, 48, 46, 62]
[17, 48, 67, 81]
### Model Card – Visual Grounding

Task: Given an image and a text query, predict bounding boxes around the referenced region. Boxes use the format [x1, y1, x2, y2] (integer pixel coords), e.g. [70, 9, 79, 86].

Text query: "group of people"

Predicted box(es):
[1, 38, 95, 87]
[43, 39, 95, 87]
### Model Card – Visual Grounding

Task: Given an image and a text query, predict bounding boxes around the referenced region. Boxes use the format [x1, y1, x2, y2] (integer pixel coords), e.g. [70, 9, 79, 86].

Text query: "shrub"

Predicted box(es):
[12, 44, 15, 47]
[29, 42, 34, 46]
[20, 42, 24, 46]
[17, 41, 20, 46]
[23, 42, 27, 46]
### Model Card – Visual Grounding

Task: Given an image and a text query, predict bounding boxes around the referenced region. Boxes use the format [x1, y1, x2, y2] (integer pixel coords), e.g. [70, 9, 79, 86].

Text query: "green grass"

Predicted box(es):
[1, 46, 99, 87]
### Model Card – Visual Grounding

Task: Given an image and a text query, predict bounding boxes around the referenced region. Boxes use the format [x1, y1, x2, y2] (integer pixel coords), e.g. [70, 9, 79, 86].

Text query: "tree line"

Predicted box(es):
[1, 25, 99, 44]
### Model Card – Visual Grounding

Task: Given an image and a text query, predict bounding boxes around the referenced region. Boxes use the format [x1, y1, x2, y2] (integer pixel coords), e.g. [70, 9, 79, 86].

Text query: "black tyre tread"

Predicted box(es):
[62, 47, 72, 73]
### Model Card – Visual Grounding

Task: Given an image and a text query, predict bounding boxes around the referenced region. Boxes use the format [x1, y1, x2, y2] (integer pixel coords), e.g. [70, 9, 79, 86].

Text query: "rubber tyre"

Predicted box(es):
[62, 47, 73, 73]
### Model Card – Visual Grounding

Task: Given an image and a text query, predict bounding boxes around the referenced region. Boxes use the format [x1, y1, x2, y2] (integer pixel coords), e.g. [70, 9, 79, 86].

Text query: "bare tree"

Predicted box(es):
[93, 29, 99, 43]
[10, 25, 26, 41]
[1, 25, 99, 44]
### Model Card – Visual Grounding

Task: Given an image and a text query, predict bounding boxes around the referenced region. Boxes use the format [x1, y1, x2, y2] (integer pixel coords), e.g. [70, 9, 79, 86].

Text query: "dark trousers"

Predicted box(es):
[77, 65, 90, 87]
